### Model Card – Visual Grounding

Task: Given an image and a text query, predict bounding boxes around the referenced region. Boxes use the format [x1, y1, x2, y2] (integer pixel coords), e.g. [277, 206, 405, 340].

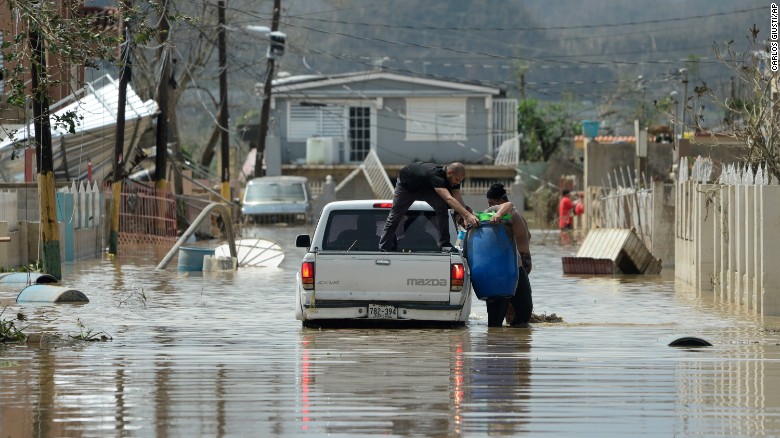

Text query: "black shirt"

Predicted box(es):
[398, 162, 460, 192]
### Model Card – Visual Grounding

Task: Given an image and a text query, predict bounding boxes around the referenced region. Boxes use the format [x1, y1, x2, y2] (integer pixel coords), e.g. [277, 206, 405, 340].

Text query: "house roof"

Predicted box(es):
[271, 70, 502, 97]
[0, 74, 158, 151]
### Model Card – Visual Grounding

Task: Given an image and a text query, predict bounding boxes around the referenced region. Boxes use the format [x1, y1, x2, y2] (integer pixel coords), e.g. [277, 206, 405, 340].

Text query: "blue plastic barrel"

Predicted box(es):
[178, 246, 216, 271]
[582, 120, 600, 138]
[464, 222, 518, 300]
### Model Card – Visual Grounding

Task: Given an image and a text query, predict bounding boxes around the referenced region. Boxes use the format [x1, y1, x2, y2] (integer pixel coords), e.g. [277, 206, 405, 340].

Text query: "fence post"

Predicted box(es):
[696, 184, 715, 292]
[761, 185, 780, 316]
[55, 190, 75, 262]
[753, 183, 762, 308]
[95, 181, 103, 227]
[712, 186, 723, 299]
[727, 185, 736, 304]
[744, 185, 756, 309]
[79, 181, 88, 229]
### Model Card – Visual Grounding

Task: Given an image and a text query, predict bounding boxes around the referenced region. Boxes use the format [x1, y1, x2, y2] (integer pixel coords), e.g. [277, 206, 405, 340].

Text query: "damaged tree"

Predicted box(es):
[665, 25, 780, 180]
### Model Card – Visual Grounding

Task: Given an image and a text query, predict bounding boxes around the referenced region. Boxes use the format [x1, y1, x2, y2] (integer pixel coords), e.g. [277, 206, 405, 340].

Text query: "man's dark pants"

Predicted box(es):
[379, 182, 451, 251]
[486, 267, 533, 327]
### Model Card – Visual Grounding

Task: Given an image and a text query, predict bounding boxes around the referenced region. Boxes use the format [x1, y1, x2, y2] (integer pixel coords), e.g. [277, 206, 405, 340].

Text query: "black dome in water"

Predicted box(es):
[668, 337, 712, 347]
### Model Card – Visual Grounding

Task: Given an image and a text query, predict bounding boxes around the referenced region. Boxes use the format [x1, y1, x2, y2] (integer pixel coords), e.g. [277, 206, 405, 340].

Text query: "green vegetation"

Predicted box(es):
[69, 319, 112, 342]
[0, 307, 26, 343]
[517, 99, 580, 162]
[0, 260, 42, 274]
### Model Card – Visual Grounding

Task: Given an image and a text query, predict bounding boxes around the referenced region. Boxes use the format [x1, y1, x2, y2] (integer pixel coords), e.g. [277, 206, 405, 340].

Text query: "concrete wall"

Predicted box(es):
[584, 141, 674, 188]
[0, 221, 102, 268]
[651, 182, 676, 268]
[678, 139, 747, 168]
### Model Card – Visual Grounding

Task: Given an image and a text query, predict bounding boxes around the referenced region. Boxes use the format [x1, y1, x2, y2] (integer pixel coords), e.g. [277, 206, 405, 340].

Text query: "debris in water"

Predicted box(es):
[668, 337, 712, 347]
[529, 312, 564, 323]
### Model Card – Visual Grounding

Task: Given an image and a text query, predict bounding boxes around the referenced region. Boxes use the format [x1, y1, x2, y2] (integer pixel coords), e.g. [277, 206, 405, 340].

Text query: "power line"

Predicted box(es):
[281, 6, 763, 32]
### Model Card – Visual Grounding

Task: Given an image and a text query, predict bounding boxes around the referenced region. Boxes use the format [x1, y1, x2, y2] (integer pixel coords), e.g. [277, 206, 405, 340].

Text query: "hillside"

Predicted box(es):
[173, 0, 768, 148]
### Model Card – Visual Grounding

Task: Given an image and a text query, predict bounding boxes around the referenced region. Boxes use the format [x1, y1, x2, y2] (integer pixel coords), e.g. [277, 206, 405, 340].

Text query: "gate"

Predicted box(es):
[119, 180, 177, 245]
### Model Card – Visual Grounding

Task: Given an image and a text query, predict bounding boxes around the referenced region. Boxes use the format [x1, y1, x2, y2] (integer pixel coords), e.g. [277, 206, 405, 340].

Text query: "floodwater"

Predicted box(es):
[2, 225, 780, 437]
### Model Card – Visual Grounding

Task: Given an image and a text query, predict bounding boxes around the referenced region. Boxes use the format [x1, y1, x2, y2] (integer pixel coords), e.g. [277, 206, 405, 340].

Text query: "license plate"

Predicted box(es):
[368, 304, 397, 319]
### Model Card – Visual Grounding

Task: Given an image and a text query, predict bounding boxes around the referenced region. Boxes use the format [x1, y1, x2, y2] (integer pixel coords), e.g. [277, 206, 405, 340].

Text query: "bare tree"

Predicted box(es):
[683, 25, 780, 180]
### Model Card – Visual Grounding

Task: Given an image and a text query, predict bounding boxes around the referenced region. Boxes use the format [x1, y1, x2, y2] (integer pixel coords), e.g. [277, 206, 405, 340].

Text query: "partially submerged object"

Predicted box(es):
[0, 272, 58, 285]
[177, 246, 216, 272]
[215, 238, 284, 268]
[668, 337, 712, 347]
[562, 228, 662, 275]
[17, 285, 89, 303]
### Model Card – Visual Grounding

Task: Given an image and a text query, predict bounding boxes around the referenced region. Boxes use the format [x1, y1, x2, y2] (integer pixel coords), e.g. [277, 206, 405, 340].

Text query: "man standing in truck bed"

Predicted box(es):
[379, 162, 479, 252]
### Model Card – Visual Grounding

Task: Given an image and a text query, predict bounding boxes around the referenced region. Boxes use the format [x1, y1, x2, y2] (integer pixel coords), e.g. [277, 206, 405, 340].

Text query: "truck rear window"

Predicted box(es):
[322, 210, 441, 252]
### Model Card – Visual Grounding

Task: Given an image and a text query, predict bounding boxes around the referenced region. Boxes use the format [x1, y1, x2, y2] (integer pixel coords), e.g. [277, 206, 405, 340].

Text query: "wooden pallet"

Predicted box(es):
[562, 228, 662, 275]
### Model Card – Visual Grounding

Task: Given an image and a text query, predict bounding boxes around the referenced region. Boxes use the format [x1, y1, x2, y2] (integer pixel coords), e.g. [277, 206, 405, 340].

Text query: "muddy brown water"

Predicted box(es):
[2, 225, 780, 437]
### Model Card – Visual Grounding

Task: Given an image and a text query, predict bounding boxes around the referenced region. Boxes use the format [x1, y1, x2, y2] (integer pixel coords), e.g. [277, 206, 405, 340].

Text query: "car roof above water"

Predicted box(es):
[246, 176, 309, 185]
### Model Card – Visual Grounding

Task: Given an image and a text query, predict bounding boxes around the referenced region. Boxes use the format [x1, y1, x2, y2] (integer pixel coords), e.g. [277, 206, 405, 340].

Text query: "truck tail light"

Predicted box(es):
[301, 261, 315, 290]
[450, 263, 464, 291]
[373, 202, 393, 209]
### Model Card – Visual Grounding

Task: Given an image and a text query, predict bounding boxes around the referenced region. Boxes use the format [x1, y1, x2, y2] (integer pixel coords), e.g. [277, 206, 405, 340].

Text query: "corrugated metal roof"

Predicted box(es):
[573, 135, 636, 143]
[0, 74, 158, 151]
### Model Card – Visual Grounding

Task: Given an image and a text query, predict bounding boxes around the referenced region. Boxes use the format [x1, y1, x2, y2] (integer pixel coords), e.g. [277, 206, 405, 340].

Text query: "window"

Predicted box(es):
[288, 103, 345, 140]
[405, 98, 466, 141]
[244, 181, 306, 203]
[349, 106, 371, 161]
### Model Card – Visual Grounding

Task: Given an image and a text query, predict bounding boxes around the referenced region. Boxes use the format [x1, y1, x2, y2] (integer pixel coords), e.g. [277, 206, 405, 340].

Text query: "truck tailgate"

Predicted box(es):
[314, 252, 454, 302]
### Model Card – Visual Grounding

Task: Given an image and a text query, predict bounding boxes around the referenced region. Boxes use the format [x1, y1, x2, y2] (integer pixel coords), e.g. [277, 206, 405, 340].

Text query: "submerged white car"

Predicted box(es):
[241, 176, 312, 224]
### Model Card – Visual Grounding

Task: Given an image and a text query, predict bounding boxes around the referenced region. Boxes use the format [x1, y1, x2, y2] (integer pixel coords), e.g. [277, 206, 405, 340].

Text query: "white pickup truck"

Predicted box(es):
[294, 200, 472, 327]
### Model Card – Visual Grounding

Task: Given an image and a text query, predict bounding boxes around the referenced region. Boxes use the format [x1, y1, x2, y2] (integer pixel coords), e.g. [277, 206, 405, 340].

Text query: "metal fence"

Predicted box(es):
[118, 180, 178, 245]
[590, 166, 653, 242]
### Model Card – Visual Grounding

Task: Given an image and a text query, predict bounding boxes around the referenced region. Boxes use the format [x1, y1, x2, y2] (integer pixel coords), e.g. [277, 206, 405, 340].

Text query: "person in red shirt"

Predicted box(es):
[558, 189, 574, 230]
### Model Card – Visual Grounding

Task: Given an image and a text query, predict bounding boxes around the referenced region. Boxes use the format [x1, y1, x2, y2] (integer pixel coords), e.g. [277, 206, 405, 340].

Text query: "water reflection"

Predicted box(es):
[1, 224, 780, 436]
[460, 329, 531, 435]
[297, 328, 468, 435]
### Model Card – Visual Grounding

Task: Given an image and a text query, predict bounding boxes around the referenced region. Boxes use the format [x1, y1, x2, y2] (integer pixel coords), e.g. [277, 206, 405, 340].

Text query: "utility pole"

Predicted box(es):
[218, 1, 230, 201]
[680, 68, 688, 139]
[154, 5, 171, 190]
[29, 28, 61, 280]
[110, 0, 132, 256]
[520, 72, 525, 99]
[254, 0, 282, 178]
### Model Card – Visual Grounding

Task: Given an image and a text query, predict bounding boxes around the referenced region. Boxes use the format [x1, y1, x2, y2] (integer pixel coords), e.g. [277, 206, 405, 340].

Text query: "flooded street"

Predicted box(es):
[2, 225, 780, 437]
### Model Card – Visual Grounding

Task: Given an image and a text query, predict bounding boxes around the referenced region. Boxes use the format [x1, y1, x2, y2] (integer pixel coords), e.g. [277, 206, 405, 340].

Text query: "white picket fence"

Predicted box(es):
[57, 180, 103, 230]
[675, 156, 780, 316]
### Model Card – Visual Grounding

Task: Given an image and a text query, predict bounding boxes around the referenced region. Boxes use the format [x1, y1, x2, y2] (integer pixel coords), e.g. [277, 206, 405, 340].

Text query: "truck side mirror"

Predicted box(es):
[296, 234, 311, 248]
